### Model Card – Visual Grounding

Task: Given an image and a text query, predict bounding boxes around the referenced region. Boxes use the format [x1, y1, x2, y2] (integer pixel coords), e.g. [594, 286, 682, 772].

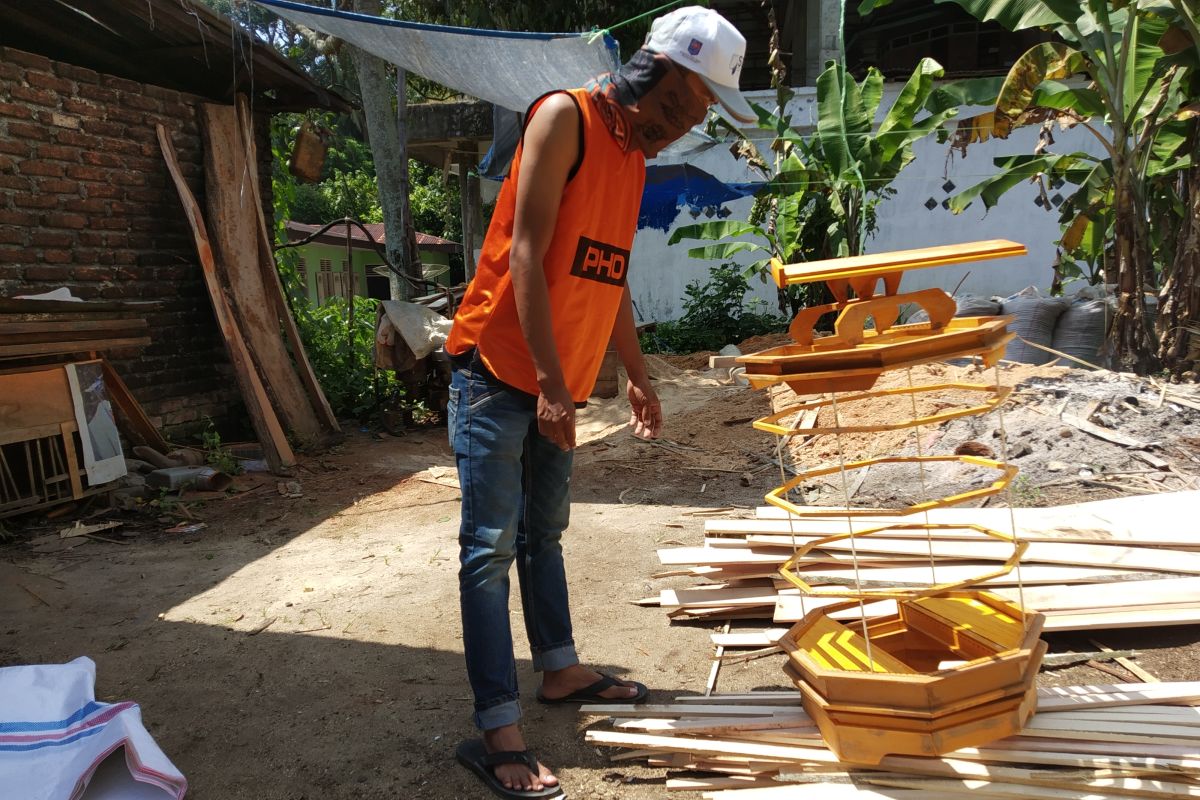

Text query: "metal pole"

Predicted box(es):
[345, 218, 354, 363]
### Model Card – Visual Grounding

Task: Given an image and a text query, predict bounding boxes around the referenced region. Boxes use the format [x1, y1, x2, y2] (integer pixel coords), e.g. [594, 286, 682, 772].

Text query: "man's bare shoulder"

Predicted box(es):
[525, 92, 581, 142]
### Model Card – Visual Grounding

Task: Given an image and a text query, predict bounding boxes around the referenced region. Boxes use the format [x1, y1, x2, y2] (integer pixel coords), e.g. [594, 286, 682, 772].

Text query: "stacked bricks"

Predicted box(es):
[0, 46, 274, 438]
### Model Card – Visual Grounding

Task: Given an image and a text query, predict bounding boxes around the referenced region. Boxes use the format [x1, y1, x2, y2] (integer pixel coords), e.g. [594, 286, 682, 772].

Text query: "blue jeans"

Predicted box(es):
[448, 350, 578, 731]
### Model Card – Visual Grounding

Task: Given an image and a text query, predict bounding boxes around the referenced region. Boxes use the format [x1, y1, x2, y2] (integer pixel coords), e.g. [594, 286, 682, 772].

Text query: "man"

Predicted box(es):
[446, 7, 754, 797]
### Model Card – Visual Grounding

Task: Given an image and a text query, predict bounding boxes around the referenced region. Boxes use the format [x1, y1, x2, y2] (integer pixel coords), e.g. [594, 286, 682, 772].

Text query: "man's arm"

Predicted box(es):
[613, 285, 662, 439]
[509, 93, 580, 451]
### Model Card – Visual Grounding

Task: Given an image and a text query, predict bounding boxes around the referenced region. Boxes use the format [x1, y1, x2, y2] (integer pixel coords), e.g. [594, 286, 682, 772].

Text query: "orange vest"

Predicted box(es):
[445, 88, 646, 403]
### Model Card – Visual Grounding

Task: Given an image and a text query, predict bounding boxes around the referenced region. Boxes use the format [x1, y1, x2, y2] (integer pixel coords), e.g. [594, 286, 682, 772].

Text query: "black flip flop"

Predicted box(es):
[536, 673, 648, 706]
[455, 738, 564, 799]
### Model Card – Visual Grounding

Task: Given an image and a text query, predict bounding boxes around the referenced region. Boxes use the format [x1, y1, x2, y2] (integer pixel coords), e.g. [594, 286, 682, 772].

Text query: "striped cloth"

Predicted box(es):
[0, 657, 185, 800]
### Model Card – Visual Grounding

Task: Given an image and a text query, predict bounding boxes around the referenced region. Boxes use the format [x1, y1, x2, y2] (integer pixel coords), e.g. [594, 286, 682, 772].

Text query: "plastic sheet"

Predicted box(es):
[252, 0, 619, 113]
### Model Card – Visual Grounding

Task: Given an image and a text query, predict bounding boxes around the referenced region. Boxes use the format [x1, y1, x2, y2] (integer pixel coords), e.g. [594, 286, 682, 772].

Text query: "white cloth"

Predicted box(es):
[380, 300, 452, 360]
[0, 657, 186, 800]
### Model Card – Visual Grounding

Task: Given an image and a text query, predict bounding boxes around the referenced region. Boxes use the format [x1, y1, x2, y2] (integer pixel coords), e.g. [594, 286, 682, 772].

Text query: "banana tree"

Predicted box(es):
[669, 57, 959, 300]
[860, 0, 1198, 371]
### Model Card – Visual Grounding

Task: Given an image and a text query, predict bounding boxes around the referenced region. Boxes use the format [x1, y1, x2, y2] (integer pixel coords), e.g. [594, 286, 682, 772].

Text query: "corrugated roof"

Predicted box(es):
[285, 221, 461, 253]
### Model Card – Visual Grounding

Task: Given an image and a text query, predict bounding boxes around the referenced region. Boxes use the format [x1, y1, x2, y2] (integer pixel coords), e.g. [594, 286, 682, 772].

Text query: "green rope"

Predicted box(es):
[586, 0, 698, 44]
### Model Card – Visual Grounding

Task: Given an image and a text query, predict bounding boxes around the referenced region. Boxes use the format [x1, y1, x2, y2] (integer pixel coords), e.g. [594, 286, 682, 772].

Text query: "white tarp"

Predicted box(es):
[252, 0, 619, 113]
[0, 657, 186, 800]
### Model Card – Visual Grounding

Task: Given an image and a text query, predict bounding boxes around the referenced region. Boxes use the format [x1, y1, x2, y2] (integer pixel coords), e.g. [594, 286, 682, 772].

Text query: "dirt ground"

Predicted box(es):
[3, 359, 1200, 799]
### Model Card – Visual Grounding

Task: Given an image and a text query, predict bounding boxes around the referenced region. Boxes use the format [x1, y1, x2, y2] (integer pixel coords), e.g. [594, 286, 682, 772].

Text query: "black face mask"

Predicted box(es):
[587, 48, 711, 157]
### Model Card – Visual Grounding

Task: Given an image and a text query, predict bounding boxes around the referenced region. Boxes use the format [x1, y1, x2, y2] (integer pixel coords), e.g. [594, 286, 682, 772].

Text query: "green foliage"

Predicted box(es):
[201, 422, 243, 476]
[298, 295, 401, 419]
[671, 58, 951, 285]
[640, 265, 785, 354]
[919, 0, 1199, 368]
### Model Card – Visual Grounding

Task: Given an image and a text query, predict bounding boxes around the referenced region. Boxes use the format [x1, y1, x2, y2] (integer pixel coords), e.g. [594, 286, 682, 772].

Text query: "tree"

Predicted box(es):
[669, 57, 960, 312]
[861, 0, 1199, 372]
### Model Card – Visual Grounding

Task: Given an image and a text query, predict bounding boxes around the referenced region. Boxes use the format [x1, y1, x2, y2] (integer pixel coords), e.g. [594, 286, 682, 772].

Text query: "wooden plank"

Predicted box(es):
[1062, 413, 1150, 448]
[99, 358, 169, 453]
[750, 492, 1200, 548]
[0, 336, 150, 357]
[0, 298, 164, 313]
[993, 578, 1200, 614]
[157, 123, 295, 472]
[234, 96, 339, 435]
[0, 368, 75, 431]
[59, 421, 82, 499]
[1036, 682, 1200, 710]
[199, 103, 322, 443]
[0, 319, 148, 336]
[770, 240, 1027, 288]
[747, 536, 1200, 575]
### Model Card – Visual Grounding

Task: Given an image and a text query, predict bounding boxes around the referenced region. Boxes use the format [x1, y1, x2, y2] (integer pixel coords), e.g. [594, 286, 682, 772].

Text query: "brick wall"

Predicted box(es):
[0, 46, 275, 440]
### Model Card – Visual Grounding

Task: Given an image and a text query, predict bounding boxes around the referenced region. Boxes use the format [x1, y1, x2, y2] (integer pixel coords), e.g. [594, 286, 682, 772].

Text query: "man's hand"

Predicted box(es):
[627, 378, 662, 440]
[538, 383, 576, 451]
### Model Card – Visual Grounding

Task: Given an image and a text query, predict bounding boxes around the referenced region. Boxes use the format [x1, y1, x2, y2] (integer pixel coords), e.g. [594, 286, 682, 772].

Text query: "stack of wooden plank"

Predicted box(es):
[649, 491, 1200, 645]
[582, 681, 1200, 797]
[158, 97, 339, 472]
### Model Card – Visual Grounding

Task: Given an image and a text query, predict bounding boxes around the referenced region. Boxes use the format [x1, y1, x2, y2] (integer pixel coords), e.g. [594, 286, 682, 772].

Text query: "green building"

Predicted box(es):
[285, 221, 461, 304]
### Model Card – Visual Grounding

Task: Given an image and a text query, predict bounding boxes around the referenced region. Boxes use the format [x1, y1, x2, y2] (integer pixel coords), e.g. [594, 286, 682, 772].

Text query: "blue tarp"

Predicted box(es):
[638, 164, 761, 232]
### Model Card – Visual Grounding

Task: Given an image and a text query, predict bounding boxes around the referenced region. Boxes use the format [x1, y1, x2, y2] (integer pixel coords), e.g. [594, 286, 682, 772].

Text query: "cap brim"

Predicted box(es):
[700, 76, 756, 123]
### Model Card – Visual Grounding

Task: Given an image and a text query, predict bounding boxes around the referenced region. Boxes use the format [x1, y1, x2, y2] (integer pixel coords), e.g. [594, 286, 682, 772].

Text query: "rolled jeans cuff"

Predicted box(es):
[475, 698, 522, 731]
[532, 641, 578, 673]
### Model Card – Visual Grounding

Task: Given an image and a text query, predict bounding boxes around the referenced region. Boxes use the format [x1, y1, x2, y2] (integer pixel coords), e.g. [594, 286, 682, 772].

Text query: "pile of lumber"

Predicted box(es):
[582, 681, 1200, 798]
[648, 491, 1200, 647]
[158, 96, 339, 473]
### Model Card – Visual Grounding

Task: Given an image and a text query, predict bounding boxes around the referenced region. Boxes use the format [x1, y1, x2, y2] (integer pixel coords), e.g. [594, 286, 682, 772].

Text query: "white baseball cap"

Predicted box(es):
[645, 6, 755, 123]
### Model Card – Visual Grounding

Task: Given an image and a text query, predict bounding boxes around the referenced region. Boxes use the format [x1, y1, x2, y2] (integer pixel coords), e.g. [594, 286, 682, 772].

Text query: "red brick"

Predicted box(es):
[112, 171, 147, 187]
[0, 246, 28, 264]
[95, 218, 131, 231]
[34, 143, 77, 162]
[3, 50, 52, 71]
[104, 106, 144, 126]
[0, 227, 25, 245]
[13, 193, 58, 209]
[51, 130, 89, 147]
[30, 230, 73, 247]
[83, 183, 121, 199]
[0, 143, 30, 163]
[64, 197, 115, 214]
[9, 85, 58, 107]
[121, 93, 160, 112]
[83, 151, 124, 168]
[77, 85, 118, 104]
[42, 212, 86, 229]
[5, 121, 50, 141]
[65, 164, 108, 182]
[77, 231, 104, 246]
[0, 61, 22, 81]
[41, 249, 72, 264]
[34, 177, 76, 194]
[61, 98, 100, 116]
[0, 208, 37, 226]
[82, 119, 123, 138]
[142, 84, 181, 102]
[0, 175, 31, 191]
[18, 160, 65, 177]
[55, 63, 99, 84]
[73, 266, 112, 281]
[26, 72, 74, 94]
[0, 102, 34, 120]
[24, 264, 72, 279]
[101, 75, 141, 94]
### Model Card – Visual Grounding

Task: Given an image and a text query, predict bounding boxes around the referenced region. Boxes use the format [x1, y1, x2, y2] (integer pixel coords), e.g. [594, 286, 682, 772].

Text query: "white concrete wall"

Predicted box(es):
[629, 84, 1108, 323]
